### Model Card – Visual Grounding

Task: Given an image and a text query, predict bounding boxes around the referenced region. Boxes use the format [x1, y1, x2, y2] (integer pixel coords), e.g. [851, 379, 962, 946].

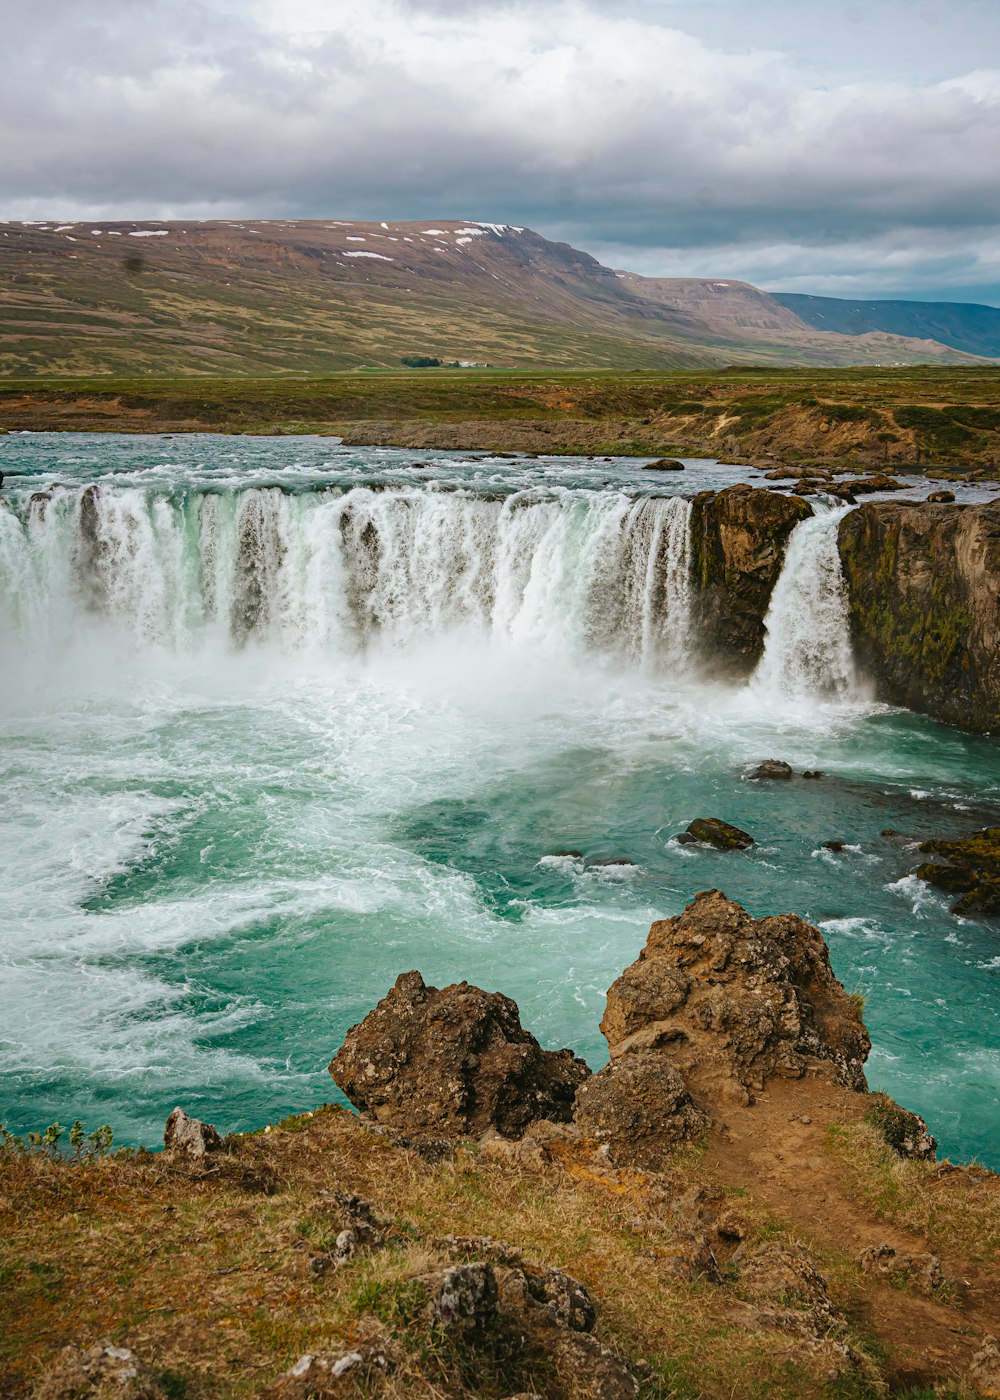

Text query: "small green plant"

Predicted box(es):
[0, 1120, 114, 1158]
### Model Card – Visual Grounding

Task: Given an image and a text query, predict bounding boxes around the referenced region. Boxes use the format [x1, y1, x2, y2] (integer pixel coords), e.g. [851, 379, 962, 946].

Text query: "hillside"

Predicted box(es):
[774, 293, 1000, 360]
[0, 220, 985, 375]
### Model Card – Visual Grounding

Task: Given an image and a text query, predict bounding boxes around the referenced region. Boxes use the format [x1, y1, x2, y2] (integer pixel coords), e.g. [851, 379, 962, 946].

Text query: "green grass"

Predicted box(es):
[2, 366, 1000, 465]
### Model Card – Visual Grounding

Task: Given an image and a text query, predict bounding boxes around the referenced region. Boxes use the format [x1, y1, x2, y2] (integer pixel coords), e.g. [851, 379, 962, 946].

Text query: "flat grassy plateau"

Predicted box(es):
[1, 367, 1000, 472]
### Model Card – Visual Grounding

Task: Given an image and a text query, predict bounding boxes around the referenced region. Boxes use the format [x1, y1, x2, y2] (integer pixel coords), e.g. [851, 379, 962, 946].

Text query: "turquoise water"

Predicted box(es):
[1, 434, 998, 1163]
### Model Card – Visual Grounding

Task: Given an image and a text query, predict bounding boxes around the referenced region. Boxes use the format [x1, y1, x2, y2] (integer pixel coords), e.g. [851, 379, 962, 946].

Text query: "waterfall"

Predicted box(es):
[0, 484, 695, 671]
[753, 504, 860, 701]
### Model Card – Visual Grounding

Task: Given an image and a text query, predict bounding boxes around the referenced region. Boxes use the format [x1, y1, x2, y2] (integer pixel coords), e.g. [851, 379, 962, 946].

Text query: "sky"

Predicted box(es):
[3, 0, 1000, 302]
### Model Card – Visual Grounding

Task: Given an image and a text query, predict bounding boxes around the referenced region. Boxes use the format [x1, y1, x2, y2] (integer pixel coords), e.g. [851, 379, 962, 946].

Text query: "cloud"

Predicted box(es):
[3, 0, 1000, 298]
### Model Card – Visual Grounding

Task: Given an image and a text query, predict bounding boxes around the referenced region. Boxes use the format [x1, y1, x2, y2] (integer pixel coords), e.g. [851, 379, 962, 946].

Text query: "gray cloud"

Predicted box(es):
[3, 0, 1000, 300]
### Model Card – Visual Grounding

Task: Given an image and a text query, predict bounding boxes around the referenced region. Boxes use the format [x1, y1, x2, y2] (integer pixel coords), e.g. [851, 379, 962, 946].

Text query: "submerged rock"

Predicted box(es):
[840, 473, 906, 494]
[747, 759, 793, 780]
[914, 826, 1000, 917]
[838, 500, 1000, 731]
[683, 817, 755, 850]
[328, 971, 591, 1140]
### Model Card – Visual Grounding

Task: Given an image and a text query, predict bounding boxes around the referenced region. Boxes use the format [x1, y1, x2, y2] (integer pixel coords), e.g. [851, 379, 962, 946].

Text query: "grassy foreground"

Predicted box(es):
[1, 1092, 998, 1398]
[1, 367, 1000, 469]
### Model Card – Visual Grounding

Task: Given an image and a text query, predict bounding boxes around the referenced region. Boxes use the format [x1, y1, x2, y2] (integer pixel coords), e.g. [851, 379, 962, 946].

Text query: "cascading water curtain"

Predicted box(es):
[0, 484, 697, 671]
[753, 505, 860, 701]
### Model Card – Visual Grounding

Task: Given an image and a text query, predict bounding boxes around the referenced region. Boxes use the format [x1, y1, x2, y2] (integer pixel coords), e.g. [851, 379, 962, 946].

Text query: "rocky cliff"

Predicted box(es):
[689, 485, 812, 671]
[838, 499, 1000, 731]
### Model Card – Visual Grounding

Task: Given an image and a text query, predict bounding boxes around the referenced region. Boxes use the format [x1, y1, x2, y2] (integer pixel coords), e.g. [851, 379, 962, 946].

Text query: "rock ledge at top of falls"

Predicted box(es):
[573, 890, 871, 1167]
[327, 971, 591, 1140]
[837, 498, 1000, 732]
[689, 485, 813, 673]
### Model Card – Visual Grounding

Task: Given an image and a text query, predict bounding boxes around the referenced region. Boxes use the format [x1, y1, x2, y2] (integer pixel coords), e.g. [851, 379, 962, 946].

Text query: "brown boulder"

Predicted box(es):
[915, 826, 1000, 918]
[574, 1051, 707, 1169]
[864, 1091, 937, 1160]
[328, 971, 591, 1140]
[599, 890, 870, 1110]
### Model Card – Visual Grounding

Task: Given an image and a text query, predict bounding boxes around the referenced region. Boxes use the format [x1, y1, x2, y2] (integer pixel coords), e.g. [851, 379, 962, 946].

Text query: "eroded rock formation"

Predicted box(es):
[689, 485, 813, 671]
[838, 499, 1000, 732]
[575, 890, 870, 1166]
[328, 970, 591, 1140]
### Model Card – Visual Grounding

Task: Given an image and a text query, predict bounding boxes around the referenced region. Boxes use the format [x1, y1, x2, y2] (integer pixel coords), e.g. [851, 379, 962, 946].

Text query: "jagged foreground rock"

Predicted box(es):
[328, 970, 591, 1140]
[576, 888, 872, 1168]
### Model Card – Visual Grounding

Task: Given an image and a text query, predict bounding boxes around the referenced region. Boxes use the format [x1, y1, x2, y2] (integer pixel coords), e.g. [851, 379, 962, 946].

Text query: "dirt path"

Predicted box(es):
[707, 1074, 998, 1388]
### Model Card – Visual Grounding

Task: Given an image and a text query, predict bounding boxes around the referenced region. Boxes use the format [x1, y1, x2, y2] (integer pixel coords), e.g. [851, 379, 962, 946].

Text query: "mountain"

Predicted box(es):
[773, 293, 1000, 361]
[0, 218, 988, 375]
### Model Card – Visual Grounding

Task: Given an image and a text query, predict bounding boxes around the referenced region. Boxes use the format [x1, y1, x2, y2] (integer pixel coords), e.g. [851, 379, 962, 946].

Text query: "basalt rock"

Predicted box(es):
[838, 500, 1000, 732]
[689, 485, 813, 673]
[747, 759, 793, 780]
[914, 826, 1000, 917]
[682, 817, 755, 850]
[573, 1050, 708, 1169]
[839, 473, 906, 494]
[328, 971, 591, 1140]
[578, 891, 869, 1165]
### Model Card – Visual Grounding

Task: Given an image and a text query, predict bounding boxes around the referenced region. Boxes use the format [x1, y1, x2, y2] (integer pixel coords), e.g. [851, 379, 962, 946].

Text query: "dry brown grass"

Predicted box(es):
[0, 1107, 906, 1400]
[825, 1122, 1000, 1270]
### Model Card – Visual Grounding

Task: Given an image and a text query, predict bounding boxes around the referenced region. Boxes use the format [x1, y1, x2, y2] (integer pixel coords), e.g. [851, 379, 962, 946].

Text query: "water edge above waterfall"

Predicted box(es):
[0, 435, 998, 1163]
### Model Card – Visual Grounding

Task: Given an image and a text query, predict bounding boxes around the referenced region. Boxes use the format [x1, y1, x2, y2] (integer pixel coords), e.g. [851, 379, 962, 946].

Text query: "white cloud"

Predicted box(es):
[2, 0, 999, 298]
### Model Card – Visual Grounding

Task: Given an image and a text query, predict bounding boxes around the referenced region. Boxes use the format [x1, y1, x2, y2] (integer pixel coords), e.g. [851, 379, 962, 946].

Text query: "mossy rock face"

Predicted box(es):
[684, 817, 755, 850]
[915, 827, 1000, 918]
[837, 501, 1000, 732]
[689, 485, 812, 674]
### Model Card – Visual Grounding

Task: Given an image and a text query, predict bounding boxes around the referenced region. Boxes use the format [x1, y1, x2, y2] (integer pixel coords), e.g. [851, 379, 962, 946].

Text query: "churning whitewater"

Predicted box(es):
[1, 436, 998, 1165]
